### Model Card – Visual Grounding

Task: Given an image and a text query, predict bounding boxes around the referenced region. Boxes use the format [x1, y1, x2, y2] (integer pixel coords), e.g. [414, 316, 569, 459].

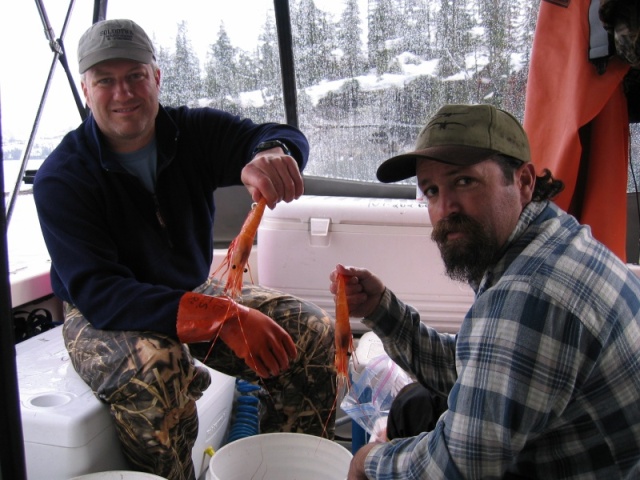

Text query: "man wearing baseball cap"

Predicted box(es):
[77, 18, 156, 73]
[34, 18, 337, 480]
[331, 104, 640, 479]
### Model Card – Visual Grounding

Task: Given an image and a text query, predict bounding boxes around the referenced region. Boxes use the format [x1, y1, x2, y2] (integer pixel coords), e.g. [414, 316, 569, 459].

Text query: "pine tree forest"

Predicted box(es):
[156, 0, 541, 182]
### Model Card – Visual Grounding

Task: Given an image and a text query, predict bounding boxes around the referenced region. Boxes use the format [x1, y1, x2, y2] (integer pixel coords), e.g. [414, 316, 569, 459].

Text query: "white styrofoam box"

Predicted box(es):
[351, 332, 386, 377]
[191, 365, 235, 479]
[257, 195, 474, 333]
[349, 331, 415, 383]
[16, 326, 235, 480]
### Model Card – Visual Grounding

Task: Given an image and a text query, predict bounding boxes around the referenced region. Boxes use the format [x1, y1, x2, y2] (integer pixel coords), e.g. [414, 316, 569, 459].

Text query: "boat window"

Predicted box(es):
[2, 1, 95, 272]
[292, 0, 538, 184]
[4, 1, 639, 188]
[2, 0, 640, 264]
[100, 0, 542, 184]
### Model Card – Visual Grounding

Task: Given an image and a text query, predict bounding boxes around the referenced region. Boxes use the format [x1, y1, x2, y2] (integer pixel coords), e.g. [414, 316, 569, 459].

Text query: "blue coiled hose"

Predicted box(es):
[226, 378, 262, 443]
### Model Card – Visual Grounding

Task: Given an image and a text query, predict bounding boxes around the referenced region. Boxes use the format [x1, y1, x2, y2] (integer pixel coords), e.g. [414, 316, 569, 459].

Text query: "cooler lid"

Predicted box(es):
[261, 195, 431, 227]
[16, 327, 114, 448]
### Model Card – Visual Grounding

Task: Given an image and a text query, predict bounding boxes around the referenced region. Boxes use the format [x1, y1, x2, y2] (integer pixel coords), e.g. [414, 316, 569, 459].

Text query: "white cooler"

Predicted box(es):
[16, 326, 235, 480]
[257, 195, 473, 333]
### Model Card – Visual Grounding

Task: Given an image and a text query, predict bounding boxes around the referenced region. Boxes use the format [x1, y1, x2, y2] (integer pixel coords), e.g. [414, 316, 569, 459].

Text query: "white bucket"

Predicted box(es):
[206, 433, 352, 480]
[70, 472, 167, 479]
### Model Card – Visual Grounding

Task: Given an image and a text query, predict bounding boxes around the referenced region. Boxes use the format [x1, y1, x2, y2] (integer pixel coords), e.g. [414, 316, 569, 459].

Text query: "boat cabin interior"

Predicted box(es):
[1, 0, 639, 478]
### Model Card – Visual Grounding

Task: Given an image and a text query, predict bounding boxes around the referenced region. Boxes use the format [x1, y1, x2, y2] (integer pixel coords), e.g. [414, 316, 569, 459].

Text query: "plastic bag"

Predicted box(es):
[340, 353, 413, 440]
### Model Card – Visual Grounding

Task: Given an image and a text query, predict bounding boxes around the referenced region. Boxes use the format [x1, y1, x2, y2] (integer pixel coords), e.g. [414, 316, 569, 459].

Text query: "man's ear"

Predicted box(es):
[518, 162, 536, 203]
[80, 80, 91, 110]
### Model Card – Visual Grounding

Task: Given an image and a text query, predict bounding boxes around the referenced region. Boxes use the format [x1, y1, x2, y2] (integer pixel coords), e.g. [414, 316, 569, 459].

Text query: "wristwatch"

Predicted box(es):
[251, 140, 291, 157]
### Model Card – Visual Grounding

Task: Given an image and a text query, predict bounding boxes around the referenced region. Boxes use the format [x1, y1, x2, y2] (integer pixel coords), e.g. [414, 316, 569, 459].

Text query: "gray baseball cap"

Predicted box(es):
[78, 19, 155, 73]
[376, 104, 531, 183]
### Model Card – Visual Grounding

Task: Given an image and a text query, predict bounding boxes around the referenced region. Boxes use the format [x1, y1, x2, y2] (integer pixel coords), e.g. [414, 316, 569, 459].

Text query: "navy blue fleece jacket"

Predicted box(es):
[33, 105, 309, 337]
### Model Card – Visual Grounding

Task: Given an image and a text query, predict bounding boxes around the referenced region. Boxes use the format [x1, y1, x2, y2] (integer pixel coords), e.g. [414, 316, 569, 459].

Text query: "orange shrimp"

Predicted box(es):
[321, 272, 358, 439]
[210, 198, 267, 299]
[334, 272, 356, 396]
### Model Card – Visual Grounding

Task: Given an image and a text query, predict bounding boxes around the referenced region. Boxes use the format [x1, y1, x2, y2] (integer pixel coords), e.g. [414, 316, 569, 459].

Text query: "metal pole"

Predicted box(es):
[0, 88, 28, 480]
[6, 0, 86, 224]
[273, 0, 299, 128]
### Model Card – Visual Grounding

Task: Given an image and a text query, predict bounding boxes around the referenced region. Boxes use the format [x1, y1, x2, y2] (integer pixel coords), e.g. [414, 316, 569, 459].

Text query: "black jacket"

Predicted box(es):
[33, 105, 309, 336]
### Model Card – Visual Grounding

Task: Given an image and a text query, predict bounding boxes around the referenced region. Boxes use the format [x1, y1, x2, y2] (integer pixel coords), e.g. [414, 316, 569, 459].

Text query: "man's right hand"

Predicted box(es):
[176, 292, 296, 378]
[219, 305, 297, 378]
[348, 443, 377, 480]
[329, 264, 385, 319]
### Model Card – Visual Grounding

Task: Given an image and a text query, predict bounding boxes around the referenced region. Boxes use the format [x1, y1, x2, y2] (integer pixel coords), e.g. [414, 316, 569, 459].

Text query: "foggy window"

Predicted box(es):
[4, 0, 639, 188]
[2, 0, 639, 198]
[291, 0, 537, 183]
[105, 0, 544, 184]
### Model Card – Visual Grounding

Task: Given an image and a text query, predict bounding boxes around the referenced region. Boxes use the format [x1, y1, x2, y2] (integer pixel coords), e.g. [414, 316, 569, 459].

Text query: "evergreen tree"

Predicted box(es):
[506, 0, 540, 118]
[204, 22, 238, 105]
[402, 0, 434, 57]
[255, 10, 286, 122]
[337, 0, 366, 78]
[236, 51, 259, 93]
[292, 0, 338, 88]
[435, 0, 475, 82]
[475, 0, 512, 105]
[368, 0, 400, 74]
[156, 45, 177, 106]
[162, 22, 201, 107]
[257, 11, 281, 98]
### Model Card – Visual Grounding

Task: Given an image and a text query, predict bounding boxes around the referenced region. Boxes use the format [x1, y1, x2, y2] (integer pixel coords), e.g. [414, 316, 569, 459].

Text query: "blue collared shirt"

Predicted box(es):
[362, 201, 640, 479]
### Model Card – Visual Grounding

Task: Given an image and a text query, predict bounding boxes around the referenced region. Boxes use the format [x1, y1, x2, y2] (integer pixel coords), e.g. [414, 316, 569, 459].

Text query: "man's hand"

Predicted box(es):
[242, 147, 304, 208]
[176, 292, 296, 378]
[348, 443, 377, 480]
[219, 304, 297, 378]
[330, 264, 385, 319]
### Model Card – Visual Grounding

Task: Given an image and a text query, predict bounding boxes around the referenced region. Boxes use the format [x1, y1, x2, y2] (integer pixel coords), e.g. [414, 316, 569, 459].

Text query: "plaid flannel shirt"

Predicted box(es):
[362, 201, 640, 479]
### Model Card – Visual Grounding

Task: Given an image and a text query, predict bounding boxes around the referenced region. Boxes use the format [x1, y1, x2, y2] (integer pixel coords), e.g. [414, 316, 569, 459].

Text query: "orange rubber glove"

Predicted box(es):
[177, 292, 297, 378]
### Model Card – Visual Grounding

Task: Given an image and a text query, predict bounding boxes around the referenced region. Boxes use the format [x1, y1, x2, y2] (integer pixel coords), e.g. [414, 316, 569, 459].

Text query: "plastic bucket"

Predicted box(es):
[70, 472, 166, 479]
[206, 432, 352, 480]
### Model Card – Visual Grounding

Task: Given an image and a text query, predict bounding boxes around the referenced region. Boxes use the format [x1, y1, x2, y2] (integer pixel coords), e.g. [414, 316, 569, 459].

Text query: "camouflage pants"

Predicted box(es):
[62, 278, 336, 480]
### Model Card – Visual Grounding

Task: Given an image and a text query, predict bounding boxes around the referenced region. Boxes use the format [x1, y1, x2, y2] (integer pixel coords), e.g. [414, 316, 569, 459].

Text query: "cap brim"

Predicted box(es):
[376, 145, 498, 183]
[79, 48, 154, 73]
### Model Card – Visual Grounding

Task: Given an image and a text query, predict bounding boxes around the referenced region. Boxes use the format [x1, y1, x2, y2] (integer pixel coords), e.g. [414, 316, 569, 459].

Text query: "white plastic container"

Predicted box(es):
[206, 432, 352, 480]
[351, 331, 386, 379]
[16, 326, 235, 480]
[70, 472, 167, 479]
[257, 195, 473, 333]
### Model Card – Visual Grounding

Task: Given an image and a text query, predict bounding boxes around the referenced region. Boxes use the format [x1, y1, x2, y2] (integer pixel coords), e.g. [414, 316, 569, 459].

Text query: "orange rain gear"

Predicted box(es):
[524, 0, 630, 260]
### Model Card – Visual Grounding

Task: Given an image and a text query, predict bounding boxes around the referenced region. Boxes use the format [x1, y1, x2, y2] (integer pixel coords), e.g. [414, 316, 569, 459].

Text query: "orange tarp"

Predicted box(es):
[524, 0, 630, 261]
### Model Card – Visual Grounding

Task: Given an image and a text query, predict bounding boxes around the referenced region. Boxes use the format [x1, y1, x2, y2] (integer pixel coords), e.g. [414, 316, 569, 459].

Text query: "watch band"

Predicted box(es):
[251, 140, 291, 157]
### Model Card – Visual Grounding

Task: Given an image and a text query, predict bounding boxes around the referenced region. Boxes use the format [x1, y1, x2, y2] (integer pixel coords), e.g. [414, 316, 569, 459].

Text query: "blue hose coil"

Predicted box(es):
[226, 379, 262, 443]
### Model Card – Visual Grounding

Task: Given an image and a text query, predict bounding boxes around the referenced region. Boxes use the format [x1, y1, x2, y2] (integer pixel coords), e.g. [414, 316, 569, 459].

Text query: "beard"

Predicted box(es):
[431, 213, 499, 285]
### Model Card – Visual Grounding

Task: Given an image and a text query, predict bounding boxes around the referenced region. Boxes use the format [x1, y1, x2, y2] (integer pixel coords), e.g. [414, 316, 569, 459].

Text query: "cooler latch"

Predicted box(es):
[309, 217, 331, 246]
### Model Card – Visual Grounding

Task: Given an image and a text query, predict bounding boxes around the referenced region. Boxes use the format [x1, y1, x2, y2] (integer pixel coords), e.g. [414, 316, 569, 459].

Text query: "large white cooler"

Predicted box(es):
[257, 195, 474, 333]
[16, 326, 235, 480]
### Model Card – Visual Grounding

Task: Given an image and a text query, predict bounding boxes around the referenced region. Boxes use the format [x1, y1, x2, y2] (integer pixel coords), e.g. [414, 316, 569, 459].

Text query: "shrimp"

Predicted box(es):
[319, 272, 357, 439]
[210, 198, 267, 299]
[202, 198, 267, 369]
[334, 272, 356, 396]
[320, 272, 358, 439]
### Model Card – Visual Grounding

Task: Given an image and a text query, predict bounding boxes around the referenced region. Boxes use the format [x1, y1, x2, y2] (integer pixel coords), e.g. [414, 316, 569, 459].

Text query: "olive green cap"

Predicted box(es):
[376, 104, 531, 183]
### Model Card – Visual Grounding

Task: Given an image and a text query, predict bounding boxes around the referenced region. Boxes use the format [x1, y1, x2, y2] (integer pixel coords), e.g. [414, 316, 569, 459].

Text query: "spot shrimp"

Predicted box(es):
[210, 198, 267, 300]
